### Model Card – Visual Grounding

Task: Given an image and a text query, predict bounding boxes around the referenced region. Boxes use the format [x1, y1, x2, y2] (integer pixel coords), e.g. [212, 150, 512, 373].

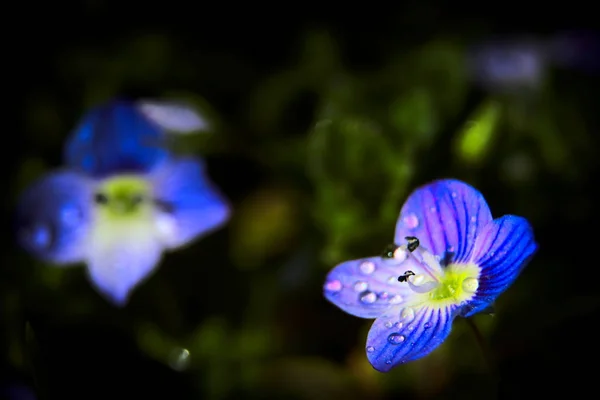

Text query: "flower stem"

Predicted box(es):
[465, 318, 500, 394]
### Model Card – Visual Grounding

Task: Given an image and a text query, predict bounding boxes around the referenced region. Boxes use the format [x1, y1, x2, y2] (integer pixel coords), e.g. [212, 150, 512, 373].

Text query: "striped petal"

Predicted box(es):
[366, 304, 456, 372]
[150, 157, 230, 249]
[323, 250, 444, 319]
[394, 179, 493, 262]
[64, 100, 170, 177]
[460, 215, 537, 317]
[15, 170, 93, 265]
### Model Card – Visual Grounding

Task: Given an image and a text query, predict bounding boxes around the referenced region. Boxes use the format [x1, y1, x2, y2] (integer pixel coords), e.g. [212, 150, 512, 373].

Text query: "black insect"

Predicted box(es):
[405, 236, 420, 252]
[397, 270, 415, 282]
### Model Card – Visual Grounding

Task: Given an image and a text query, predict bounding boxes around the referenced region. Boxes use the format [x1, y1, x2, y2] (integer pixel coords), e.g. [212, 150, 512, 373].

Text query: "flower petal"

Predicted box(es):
[15, 170, 93, 264]
[64, 100, 171, 177]
[323, 257, 418, 319]
[150, 157, 230, 249]
[137, 100, 208, 133]
[460, 215, 537, 317]
[366, 305, 455, 372]
[85, 215, 163, 306]
[394, 179, 493, 262]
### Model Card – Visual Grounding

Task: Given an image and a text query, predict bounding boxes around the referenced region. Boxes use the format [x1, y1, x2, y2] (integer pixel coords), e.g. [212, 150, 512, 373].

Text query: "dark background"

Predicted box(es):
[3, 2, 600, 399]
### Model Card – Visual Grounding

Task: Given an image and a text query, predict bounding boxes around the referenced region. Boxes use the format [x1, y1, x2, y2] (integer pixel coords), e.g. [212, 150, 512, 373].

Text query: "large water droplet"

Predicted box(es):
[462, 277, 479, 293]
[359, 261, 376, 275]
[403, 213, 419, 229]
[401, 307, 415, 322]
[325, 280, 342, 292]
[366, 346, 375, 353]
[360, 291, 377, 304]
[389, 295, 403, 304]
[388, 333, 406, 344]
[354, 281, 368, 292]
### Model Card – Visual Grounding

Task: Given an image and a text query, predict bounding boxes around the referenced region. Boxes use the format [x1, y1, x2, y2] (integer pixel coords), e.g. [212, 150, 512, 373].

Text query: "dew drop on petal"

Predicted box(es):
[354, 281, 368, 292]
[403, 213, 419, 229]
[360, 291, 377, 304]
[385, 321, 393, 328]
[388, 333, 406, 344]
[359, 261, 376, 275]
[470, 216, 477, 223]
[424, 322, 432, 330]
[451, 191, 458, 198]
[389, 295, 403, 304]
[393, 247, 408, 262]
[462, 277, 479, 293]
[401, 307, 415, 322]
[386, 360, 392, 365]
[28, 226, 51, 249]
[325, 280, 342, 292]
[367, 346, 375, 353]
[394, 322, 404, 329]
[379, 292, 389, 300]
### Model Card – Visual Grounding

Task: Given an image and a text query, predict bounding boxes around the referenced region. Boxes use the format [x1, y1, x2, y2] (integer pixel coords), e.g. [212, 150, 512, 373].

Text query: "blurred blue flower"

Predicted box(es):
[323, 179, 537, 372]
[16, 100, 229, 306]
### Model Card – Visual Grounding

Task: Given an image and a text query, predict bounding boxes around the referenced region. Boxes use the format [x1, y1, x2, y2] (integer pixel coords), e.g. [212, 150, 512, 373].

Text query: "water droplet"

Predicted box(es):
[385, 321, 393, 328]
[385, 360, 392, 365]
[424, 322, 432, 329]
[394, 322, 404, 329]
[407, 324, 415, 331]
[387, 333, 406, 344]
[462, 277, 479, 293]
[325, 280, 342, 292]
[447, 246, 455, 253]
[393, 247, 407, 262]
[60, 206, 82, 226]
[470, 216, 477, 223]
[359, 261, 376, 275]
[366, 346, 375, 353]
[403, 213, 419, 229]
[451, 191, 458, 198]
[360, 291, 377, 304]
[29, 225, 51, 249]
[354, 281, 368, 292]
[389, 295, 403, 304]
[401, 307, 415, 322]
[429, 206, 437, 213]
[379, 292, 389, 299]
[168, 347, 191, 371]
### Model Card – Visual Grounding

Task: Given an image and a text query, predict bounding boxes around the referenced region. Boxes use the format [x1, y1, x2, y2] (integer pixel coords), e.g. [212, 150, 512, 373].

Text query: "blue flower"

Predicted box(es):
[323, 179, 537, 372]
[16, 99, 229, 306]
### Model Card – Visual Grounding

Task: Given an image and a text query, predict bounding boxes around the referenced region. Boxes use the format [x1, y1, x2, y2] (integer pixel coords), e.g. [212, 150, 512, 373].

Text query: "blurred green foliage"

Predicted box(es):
[4, 24, 600, 400]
